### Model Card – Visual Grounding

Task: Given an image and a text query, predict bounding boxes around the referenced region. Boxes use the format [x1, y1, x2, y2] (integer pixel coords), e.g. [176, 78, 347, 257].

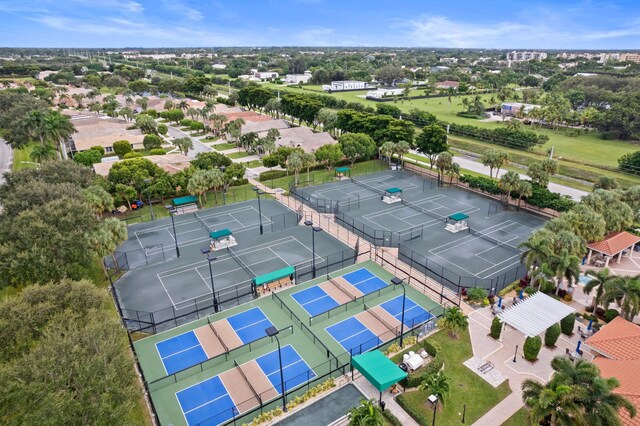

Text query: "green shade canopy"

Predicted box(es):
[449, 212, 469, 221]
[209, 229, 232, 240]
[386, 187, 402, 194]
[171, 195, 198, 207]
[253, 266, 295, 287]
[351, 350, 407, 391]
[335, 167, 350, 173]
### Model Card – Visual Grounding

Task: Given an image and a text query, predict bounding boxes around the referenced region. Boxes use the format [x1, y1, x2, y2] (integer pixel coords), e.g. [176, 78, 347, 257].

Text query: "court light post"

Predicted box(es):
[252, 186, 265, 235]
[200, 247, 218, 312]
[304, 220, 322, 279]
[391, 277, 406, 346]
[513, 344, 518, 363]
[266, 326, 287, 412]
[144, 178, 155, 220]
[166, 206, 180, 258]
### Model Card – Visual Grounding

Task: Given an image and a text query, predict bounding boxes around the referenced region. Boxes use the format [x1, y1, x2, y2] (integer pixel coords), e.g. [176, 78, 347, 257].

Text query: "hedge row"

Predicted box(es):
[438, 121, 550, 150]
[396, 394, 431, 425]
[459, 175, 575, 212]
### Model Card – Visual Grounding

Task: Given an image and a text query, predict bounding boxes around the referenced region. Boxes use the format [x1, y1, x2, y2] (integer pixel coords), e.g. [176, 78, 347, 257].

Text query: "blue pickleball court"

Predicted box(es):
[326, 317, 381, 356]
[380, 295, 433, 328]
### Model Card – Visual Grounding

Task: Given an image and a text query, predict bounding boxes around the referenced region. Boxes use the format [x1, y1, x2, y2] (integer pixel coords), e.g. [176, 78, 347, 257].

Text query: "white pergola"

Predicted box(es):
[498, 292, 576, 337]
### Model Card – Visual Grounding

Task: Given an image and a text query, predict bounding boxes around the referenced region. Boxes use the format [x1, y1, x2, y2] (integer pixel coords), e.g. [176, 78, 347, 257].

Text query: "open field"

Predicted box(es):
[11, 145, 35, 171]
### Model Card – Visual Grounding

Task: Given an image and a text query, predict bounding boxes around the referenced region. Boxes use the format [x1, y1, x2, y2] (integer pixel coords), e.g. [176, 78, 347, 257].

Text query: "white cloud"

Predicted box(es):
[295, 27, 334, 45]
[160, 0, 203, 21]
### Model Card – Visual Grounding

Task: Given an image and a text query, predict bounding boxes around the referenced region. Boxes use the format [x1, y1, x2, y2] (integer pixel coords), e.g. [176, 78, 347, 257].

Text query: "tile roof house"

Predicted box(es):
[586, 231, 640, 268]
[241, 119, 290, 135]
[70, 116, 145, 154]
[267, 127, 335, 153]
[586, 317, 640, 425]
[93, 154, 191, 176]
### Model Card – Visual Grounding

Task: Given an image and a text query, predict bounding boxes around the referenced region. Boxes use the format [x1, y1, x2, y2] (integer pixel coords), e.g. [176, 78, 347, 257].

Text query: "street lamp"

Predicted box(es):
[265, 326, 287, 412]
[200, 247, 218, 312]
[513, 344, 518, 363]
[304, 220, 322, 278]
[165, 206, 180, 258]
[252, 186, 266, 235]
[391, 277, 406, 346]
[428, 394, 438, 426]
[144, 178, 155, 220]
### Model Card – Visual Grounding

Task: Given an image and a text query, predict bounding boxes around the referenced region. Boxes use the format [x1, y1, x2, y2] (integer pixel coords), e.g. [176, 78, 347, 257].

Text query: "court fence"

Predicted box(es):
[111, 247, 359, 335]
[334, 212, 425, 247]
[147, 325, 295, 392]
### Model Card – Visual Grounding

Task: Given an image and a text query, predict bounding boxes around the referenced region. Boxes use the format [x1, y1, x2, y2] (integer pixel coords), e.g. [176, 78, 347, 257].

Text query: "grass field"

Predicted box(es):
[11, 145, 36, 171]
[263, 160, 387, 189]
[213, 142, 236, 151]
[244, 159, 263, 168]
[228, 151, 249, 159]
[259, 83, 639, 178]
[501, 407, 529, 426]
[395, 329, 512, 425]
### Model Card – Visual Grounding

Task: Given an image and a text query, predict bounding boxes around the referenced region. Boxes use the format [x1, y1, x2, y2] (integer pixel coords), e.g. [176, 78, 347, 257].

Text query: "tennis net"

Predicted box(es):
[234, 359, 260, 402]
[401, 198, 445, 223]
[364, 303, 398, 335]
[228, 247, 254, 277]
[329, 277, 359, 300]
[351, 178, 386, 197]
[194, 212, 213, 233]
[469, 228, 523, 253]
[208, 320, 229, 352]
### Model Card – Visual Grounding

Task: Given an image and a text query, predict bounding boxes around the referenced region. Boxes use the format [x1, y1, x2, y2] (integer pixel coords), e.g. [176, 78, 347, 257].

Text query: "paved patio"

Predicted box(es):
[469, 306, 585, 426]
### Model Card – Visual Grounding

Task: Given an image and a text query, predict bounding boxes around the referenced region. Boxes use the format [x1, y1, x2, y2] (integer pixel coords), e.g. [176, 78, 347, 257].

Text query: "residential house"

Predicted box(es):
[322, 81, 370, 92]
[254, 71, 279, 80]
[93, 154, 191, 176]
[240, 119, 290, 135]
[69, 116, 145, 154]
[366, 88, 405, 99]
[267, 127, 335, 153]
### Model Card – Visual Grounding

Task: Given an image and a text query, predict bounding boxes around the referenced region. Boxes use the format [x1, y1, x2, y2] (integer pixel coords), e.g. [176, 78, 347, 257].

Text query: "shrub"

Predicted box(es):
[189, 121, 205, 131]
[482, 298, 490, 306]
[112, 140, 132, 157]
[123, 152, 142, 159]
[523, 336, 542, 361]
[146, 108, 157, 118]
[180, 118, 193, 127]
[143, 134, 163, 150]
[259, 170, 288, 181]
[557, 288, 567, 298]
[73, 149, 103, 166]
[544, 323, 561, 347]
[604, 309, 619, 323]
[498, 282, 520, 297]
[396, 394, 432, 425]
[524, 286, 536, 295]
[561, 313, 575, 336]
[157, 123, 168, 135]
[149, 148, 166, 155]
[90, 145, 105, 155]
[540, 280, 556, 294]
[382, 410, 403, 426]
[563, 293, 573, 302]
[595, 307, 606, 318]
[467, 287, 488, 303]
[585, 305, 594, 313]
[490, 317, 502, 340]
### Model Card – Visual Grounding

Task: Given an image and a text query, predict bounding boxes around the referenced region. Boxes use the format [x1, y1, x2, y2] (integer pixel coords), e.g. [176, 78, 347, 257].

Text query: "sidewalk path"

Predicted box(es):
[166, 126, 211, 159]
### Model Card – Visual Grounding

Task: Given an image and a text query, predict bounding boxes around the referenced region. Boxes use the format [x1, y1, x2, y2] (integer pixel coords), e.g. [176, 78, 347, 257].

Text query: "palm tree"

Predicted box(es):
[187, 170, 211, 206]
[418, 371, 451, 406]
[21, 109, 48, 145]
[437, 307, 468, 338]
[515, 180, 532, 209]
[395, 141, 411, 168]
[519, 229, 554, 279]
[548, 249, 581, 295]
[522, 379, 584, 426]
[435, 152, 453, 186]
[178, 100, 189, 111]
[584, 268, 612, 311]
[29, 143, 57, 163]
[601, 275, 640, 321]
[583, 376, 637, 426]
[187, 107, 197, 120]
[498, 171, 520, 207]
[447, 162, 460, 186]
[347, 398, 383, 426]
[550, 357, 600, 386]
[43, 110, 76, 159]
[379, 141, 396, 163]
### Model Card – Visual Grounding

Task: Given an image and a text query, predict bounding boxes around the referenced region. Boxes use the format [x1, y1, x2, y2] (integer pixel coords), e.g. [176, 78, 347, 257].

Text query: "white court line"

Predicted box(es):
[428, 221, 516, 255]
[234, 317, 270, 333]
[157, 275, 179, 307]
[195, 268, 211, 291]
[134, 231, 145, 250]
[269, 247, 291, 266]
[161, 342, 201, 361]
[473, 235, 521, 257]
[477, 254, 524, 278]
[166, 228, 175, 241]
[136, 205, 258, 235]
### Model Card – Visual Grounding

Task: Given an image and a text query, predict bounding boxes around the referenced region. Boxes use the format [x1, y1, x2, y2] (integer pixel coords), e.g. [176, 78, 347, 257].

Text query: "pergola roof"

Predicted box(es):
[351, 350, 407, 391]
[498, 292, 575, 337]
[587, 231, 640, 257]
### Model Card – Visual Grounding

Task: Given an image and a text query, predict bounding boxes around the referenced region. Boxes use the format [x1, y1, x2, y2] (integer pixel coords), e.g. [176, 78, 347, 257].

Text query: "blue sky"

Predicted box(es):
[1, 0, 639, 49]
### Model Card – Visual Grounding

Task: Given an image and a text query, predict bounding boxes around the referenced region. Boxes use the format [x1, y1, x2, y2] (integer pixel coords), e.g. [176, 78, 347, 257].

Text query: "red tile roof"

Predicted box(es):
[587, 317, 640, 425]
[587, 231, 640, 256]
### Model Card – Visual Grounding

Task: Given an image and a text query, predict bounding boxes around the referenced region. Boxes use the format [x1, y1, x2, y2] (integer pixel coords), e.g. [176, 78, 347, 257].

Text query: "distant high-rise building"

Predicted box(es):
[507, 51, 547, 62]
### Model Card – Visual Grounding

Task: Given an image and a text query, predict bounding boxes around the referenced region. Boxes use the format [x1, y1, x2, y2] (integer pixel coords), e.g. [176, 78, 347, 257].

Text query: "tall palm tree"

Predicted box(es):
[178, 100, 189, 111]
[515, 180, 532, 209]
[395, 141, 411, 167]
[21, 109, 48, 145]
[601, 275, 640, 321]
[550, 357, 600, 386]
[379, 141, 396, 163]
[583, 376, 637, 426]
[43, 110, 76, 159]
[29, 143, 57, 163]
[548, 249, 581, 295]
[437, 307, 468, 338]
[498, 171, 520, 207]
[520, 229, 554, 277]
[584, 268, 612, 311]
[522, 379, 584, 426]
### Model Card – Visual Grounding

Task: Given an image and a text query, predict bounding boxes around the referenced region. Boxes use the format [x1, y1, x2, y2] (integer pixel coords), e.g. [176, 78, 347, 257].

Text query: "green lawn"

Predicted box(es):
[501, 407, 530, 426]
[395, 329, 512, 426]
[244, 159, 263, 168]
[213, 142, 236, 151]
[227, 151, 249, 159]
[258, 82, 639, 178]
[11, 145, 36, 171]
[263, 159, 387, 189]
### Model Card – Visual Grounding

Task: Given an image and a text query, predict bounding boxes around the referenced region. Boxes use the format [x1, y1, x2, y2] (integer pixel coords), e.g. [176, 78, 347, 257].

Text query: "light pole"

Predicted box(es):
[304, 220, 322, 278]
[266, 326, 287, 412]
[200, 247, 218, 312]
[252, 186, 265, 235]
[165, 206, 180, 258]
[513, 344, 518, 363]
[391, 277, 406, 346]
[144, 178, 155, 220]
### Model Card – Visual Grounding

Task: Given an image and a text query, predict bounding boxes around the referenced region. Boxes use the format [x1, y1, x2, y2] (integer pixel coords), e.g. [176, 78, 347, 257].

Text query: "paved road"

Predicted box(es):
[409, 150, 588, 201]
[0, 138, 12, 184]
[166, 126, 211, 159]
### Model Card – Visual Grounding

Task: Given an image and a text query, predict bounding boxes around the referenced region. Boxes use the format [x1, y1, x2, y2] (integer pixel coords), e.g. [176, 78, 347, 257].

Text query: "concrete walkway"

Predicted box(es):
[468, 306, 585, 426]
[166, 125, 211, 159]
[407, 150, 588, 201]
